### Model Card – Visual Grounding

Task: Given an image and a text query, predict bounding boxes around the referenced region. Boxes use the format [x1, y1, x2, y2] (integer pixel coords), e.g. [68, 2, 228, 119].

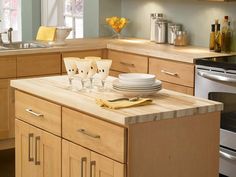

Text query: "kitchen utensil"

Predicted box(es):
[168, 23, 182, 45]
[155, 13, 168, 44]
[108, 97, 140, 102]
[174, 30, 188, 46]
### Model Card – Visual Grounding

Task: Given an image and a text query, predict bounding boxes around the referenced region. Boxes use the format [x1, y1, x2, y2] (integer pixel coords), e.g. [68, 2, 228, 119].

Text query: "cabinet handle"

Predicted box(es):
[81, 157, 87, 177]
[26, 109, 44, 117]
[90, 161, 96, 177]
[28, 133, 34, 162]
[78, 129, 101, 139]
[120, 61, 135, 67]
[161, 70, 178, 77]
[35, 136, 40, 165]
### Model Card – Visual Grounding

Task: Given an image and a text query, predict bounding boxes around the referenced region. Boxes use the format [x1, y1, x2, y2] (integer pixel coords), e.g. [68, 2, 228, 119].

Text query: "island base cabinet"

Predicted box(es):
[62, 140, 125, 177]
[15, 119, 61, 177]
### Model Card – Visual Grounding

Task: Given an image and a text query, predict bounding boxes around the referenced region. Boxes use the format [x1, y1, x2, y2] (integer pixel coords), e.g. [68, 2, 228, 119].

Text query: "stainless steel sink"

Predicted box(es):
[1, 42, 50, 50]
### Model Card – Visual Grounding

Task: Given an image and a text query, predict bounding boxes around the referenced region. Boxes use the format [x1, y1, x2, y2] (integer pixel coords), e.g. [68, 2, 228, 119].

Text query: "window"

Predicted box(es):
[64, 0, 84, 39]
[0, 0, 21, 41]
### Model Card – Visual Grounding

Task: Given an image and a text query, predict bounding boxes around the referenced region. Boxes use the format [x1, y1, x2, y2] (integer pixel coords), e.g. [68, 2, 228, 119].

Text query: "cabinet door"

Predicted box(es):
[15, 119, 61, 177]
[62, 140, 90, 177]
[15, 119, 38, 177]
[37, 126, 61, 177]
[0, 79, 15, 139]
[91, 152, 125, 177]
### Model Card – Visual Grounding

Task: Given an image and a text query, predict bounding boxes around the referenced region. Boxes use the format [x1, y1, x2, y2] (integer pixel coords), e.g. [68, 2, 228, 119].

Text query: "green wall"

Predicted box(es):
[121, 0, 236, 50]
[21, 0, 41, 41]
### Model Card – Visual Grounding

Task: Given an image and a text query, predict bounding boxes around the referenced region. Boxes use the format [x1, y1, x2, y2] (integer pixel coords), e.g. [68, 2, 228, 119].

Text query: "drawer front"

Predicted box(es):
[149, 58, 195, 87]
[15, 91, 61, 136]
[17, 53, 61, 77]
[108, 50, 148, 73]
[62, 107, 126, 163]
[0, 56, 16, 78]
[110, 70, 122, 77]
[162, 81, 194, 96]
[62, 50, 103, 73]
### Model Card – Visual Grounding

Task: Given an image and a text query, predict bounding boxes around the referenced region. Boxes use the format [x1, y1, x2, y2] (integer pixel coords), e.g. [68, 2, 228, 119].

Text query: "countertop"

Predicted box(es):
[1, 38, 235, 63]
[10, 75, 223, 126]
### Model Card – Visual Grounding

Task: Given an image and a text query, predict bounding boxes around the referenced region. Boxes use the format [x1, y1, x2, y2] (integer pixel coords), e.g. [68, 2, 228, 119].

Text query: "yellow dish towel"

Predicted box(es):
[36, 26, 56, 41]
[96, 98, 152, 109]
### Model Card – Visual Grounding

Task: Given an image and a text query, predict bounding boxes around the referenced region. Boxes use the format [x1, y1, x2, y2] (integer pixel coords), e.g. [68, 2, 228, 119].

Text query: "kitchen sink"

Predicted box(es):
[1, 42, 50, 50]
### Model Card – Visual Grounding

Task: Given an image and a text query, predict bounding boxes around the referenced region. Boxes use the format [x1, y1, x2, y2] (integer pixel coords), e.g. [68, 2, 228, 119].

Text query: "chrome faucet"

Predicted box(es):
[7, 28, 13, 44]
[0, 28, 13, 46]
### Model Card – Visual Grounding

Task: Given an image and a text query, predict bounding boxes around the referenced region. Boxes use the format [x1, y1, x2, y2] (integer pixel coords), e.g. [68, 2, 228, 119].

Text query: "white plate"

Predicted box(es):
[113, 86, 162, 92]
[113, 79, 162, 88]
[113, 88, 161, 97]
[119, 73, 156, 82]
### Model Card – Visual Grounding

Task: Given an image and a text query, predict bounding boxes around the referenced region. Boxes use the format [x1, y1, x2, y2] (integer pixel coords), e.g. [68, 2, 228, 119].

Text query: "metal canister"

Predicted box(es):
[168, 23, 182, 45]
[155, 14, 168, 44]
[150, 13, 158, 42]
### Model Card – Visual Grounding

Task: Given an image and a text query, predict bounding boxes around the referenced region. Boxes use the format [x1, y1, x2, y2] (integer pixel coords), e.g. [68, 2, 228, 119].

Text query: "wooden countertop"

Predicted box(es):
[1, 38, 235, 63]
[10, 75, 223, 126]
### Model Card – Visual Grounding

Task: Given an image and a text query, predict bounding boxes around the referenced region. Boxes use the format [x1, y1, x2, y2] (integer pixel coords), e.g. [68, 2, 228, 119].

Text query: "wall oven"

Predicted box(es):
[195, 56, 236, 177]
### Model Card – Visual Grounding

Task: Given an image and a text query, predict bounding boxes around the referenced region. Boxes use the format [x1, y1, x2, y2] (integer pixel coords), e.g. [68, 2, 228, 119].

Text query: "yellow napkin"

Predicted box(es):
[96, 98, 152, 109]
[36, 26, 56, 41]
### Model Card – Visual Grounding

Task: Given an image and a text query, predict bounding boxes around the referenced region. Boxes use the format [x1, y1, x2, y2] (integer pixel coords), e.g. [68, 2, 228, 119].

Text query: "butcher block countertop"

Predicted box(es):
[11, 75, 223, 126]
[1, 38, 235, 63]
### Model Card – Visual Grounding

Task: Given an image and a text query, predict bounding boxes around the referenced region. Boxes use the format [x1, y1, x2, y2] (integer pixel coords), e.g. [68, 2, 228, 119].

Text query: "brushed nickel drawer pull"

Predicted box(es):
[26, 109, 44, 117]
[35, 136, 40, 165]
[81, 157, 87, 177]
[28, 133, 34, 162]
[161, 70, 178, 77]
[120, 61, 135, 67]
[78, 129, 101, 139]
[90, 161, 96, 177]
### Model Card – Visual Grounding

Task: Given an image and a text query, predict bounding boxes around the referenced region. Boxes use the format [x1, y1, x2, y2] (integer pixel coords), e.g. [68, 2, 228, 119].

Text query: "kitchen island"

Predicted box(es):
[11, 75, 222, 177]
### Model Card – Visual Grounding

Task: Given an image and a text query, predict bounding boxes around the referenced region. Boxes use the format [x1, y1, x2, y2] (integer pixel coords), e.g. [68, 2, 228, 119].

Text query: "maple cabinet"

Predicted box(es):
[62, 140, 125, 177]
[0, 79, 15, 140]
[15, 119, 61, 177]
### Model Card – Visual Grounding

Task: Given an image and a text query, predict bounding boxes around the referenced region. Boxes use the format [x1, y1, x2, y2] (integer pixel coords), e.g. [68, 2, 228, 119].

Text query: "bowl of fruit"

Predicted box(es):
[106, 16, 129, 38]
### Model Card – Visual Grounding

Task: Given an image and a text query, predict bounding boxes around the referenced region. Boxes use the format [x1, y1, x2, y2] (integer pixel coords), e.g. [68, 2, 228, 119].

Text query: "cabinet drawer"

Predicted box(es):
[62, 50, 103, 73]
[162, 81, 194, 96]
[17, 53, 61, 77]
[149, 58, 194, 87]
[108, 50, 148, 73]
[0, 56, 16, 78]
[109, 70, 122, 77]
[15, 91, 61, 136]
[62, 107, 126, 163]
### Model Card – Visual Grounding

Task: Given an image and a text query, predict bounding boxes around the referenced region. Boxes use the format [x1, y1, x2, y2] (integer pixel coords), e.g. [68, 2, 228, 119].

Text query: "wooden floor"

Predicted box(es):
[0, 149, 15, 177]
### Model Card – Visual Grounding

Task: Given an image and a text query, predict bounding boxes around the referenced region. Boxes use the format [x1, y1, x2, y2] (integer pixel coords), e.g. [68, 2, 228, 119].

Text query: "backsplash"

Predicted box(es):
[120, 0, 236, 51]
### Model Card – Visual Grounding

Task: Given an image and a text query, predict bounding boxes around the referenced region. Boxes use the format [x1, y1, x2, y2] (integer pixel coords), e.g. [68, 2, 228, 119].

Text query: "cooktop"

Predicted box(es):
[196, 55, 236, 70]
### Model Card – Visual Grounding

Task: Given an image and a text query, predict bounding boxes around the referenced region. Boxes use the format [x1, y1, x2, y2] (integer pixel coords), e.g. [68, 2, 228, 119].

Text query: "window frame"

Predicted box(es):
[63, 0, 84, 39]
[0, 0, 22, 41]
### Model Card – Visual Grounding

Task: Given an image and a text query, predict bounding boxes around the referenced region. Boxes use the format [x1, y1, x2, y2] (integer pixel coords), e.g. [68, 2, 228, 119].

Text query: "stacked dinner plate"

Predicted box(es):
[112, 73, 162, 96]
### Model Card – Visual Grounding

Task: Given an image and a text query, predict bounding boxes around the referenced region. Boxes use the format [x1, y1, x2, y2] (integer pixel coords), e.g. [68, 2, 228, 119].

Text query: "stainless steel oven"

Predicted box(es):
[195, 56, 236, 177]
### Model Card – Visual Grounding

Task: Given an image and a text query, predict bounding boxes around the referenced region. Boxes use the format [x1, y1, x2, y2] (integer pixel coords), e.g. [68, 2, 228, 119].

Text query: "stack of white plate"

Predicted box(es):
[112, 73, 162, 96]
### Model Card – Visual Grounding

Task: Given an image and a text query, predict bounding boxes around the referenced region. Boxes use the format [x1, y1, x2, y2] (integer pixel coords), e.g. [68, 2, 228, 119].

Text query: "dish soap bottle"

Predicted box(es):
[209, 24, 215, 51]
[214, 24, 221, 53]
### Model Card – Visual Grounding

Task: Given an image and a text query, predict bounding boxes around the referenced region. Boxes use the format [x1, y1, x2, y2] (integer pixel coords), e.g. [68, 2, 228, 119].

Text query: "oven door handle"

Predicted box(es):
[220, 149, 236, 161]
[197, 70, 236, 83]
